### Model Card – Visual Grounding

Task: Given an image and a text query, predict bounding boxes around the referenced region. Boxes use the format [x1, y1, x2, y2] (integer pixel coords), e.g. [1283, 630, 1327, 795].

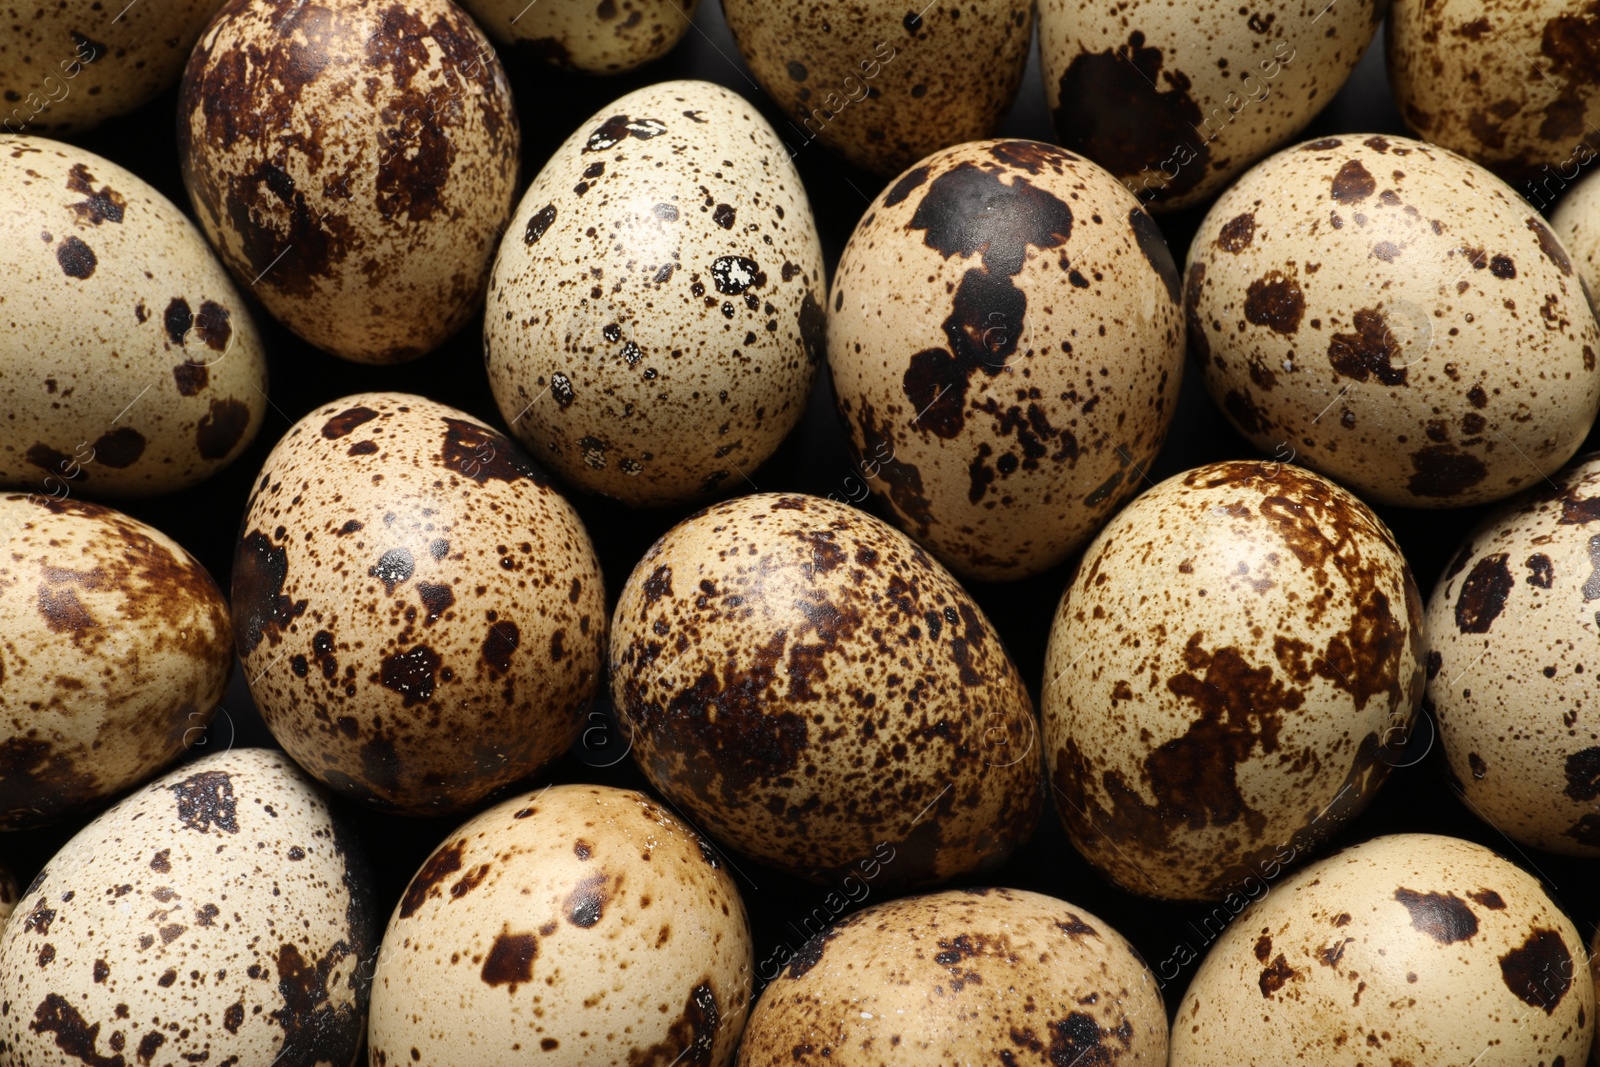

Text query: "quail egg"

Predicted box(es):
[233, 392, 607, 815]
[1552, 166, 1600, 312]
[1044, 461, 1425, 901]
[1188, 134, 1600, 507]
[0, 866, 16, 931]
[460, 0, 698, 73]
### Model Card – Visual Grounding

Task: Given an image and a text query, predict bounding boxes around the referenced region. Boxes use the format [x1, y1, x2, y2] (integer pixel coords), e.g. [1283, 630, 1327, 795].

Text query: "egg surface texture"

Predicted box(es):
[1044, 461, 1424, 901]
[0, 139, 268, 496]
[0, 747, 375, 1067]
[610, 491, 1041, 885]
[738, 887, 1167, 1065]
[0, 0, 220, 134]
[1388, 0, 1600, 181]
[828, 139, 1184, 581]
[178, 0, 519, 363]
[723, 0, 1033, 176]
[0, 867, 16, 930]
[233, 392, 606, 815]
[1426, 453, 1600, 854]
[1039, 0, 1382, 211]
[1188, 134, 1600, 508]
[0, 495, 232, 831]
[369, 783, 753, 1067]
[1552, 167, 1600, 310]
[460, 0, 697, 72]
[486, 80, 825, 506]
[1171, 833, 1593, 1066]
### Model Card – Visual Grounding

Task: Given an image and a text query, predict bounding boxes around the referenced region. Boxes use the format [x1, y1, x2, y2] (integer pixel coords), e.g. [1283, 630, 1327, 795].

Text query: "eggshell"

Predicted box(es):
[1552, 166, 1600, 314]
[0, 0, 220, 134]
[1043, 461, 1424, 902]
[1171, 833, 1593, 1066]
[368, 783, 753, 1067]
[1388, 0, 1600, 182]
[0, 139, 268, 496]
[0, 867, 16, 931]
[828, 139, 1185, 581]
[723, 0, 1033, 176]
[1188, 134, 1600, 508]
[1425, 453, 1600, 854]
[460, 0, 698, 73]
[178, 0, 520, 363]
[738, 887, 1166, 1066]
[0, 495, 232, 832]
[609, 491, 1041, 886]
[486, 80, 825, 506]
[1038, 0, 1382, 211]
[0, 747, 375, 1067]
[232, 392, 606, 815]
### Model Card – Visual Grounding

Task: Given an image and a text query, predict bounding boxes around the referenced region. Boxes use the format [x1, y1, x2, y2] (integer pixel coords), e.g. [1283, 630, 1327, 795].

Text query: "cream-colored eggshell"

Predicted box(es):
[609, 491, 1041, 886]
[178, 0, 520, 363]
[1552, 167, 1600, 316]
[232, 392, 606, 815]
[0, 139, 267, 496]
[1043, 461, 1424, 902]
[828, 139, 1185, 581]
[723, 0, 1032, 176]
[738, 888, 1167, 1066]
[0, 0, 220, 134]
[1388, 0, 1600, 182]
[369, 783, 753, 1067]
[461, 0, 697, 73]
[0, 495, 232, 831]
[0, 748, 374, 1067]
[486, 80, 824, 507]
[1039, 0, 1382, 212]
[1188, 134, 1600, 508]
[1171, 833, 1594, 1066]
[1425, 453, 1600, 855]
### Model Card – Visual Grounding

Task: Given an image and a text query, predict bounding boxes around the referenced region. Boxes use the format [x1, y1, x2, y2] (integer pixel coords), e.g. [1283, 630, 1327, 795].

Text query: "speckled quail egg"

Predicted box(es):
[233, 392, 606, 815]
[1425, 452, 1600, 855]
[0, 139, 267, 496]
[0, 495, 232, 832]
[0, 867, 16, 931]
[1039, 0, 1382, 212]
[178, 0, 519, 363]
[460, 0, 698, 73]
[1188, 134, 1600, 508]
[0, 0, 220, 135]
[1044, 461, 1425, 902]
[610, 491, 1041, 886]
[1553, 167, 1600, 312]
[485, 80, 825, 506]
[1389, 0, 1600, 183]
[828, 139, 1185, 581]
[369, 783, 753, 1067]
[1171, 833, 1593, 1067]
[723, 0, 1033, 176]
[738, 887, 1166, 1066]
[0, 747, 374, 1067]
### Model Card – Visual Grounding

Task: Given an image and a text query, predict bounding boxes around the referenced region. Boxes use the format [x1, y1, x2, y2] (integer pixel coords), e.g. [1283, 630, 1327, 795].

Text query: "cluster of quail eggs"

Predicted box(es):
[2, 0, 1600, 1064]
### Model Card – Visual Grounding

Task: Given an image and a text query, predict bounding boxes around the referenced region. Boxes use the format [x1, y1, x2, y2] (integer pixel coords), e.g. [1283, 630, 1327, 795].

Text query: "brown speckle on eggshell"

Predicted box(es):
[461, 0, 698, 73]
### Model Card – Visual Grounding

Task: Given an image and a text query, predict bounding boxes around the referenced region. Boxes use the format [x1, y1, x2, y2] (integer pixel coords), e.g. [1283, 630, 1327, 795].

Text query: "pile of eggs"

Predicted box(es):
[1, 0, 1599, 1064]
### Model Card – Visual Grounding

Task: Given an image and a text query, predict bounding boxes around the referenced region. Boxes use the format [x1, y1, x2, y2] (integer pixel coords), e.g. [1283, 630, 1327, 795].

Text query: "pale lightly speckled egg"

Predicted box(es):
[609, 491, 1042, 887]
[1170, 833, 1594, 1067]
[0, 748, 375, 1067]
[459, 0, 699, 73]
[722, 0, 1033, 176]
[0, 138, 268, 497]
[0, 494, 232, 832]
[232, 392, 606, 816]
[1187, 133, 1600, 508]
[1552, 166, 1600, 314]
[486, 80, 826, 506]
[827, 138, 1185, 581]
[178, 0, 520, 363]
[1043, 461, 1425, 902]
[1425, 452, 1600, 855]
[736, 887, 1167, 1066]
[1038, 0, 1383, 212]
[368, 784, 753, 1067]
